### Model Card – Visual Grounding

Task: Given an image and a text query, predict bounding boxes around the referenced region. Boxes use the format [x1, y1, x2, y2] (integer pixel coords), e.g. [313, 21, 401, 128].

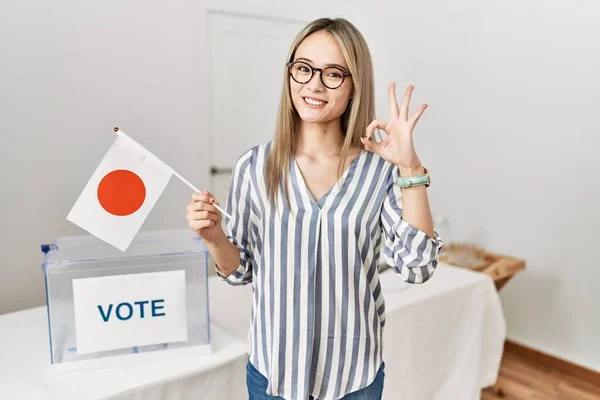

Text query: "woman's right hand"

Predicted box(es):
[186, 190, 223, 242]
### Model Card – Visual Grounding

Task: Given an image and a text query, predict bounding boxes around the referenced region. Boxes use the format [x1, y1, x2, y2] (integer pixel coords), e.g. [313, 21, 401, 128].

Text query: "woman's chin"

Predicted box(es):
[297, 108, 329, 123]
[299, 115, 323, 123]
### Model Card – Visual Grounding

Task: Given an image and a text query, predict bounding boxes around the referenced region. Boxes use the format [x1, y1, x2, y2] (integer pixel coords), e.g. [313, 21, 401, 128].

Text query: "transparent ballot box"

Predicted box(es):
[41, 229, 211, 372]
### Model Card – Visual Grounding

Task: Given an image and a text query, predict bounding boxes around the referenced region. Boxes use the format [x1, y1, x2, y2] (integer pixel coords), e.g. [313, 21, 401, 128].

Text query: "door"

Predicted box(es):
[207, 11, 307, 271]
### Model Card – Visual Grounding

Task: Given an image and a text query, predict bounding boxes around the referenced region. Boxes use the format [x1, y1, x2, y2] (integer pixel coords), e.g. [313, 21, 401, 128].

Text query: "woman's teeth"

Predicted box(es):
[304, 97, 326, 106]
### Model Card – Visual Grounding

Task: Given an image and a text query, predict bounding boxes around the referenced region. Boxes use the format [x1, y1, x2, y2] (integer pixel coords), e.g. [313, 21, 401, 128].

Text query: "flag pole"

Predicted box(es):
[113, 127, 233, 220]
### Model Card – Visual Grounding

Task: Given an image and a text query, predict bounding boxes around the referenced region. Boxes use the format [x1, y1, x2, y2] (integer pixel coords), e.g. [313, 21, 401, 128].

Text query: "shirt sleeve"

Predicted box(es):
[215, 151, 256, 286]
[380, 165, 444, 284]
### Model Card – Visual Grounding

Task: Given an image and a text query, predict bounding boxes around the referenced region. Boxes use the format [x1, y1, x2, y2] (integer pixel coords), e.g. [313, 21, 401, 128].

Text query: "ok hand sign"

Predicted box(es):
[361, 83, 427, 170]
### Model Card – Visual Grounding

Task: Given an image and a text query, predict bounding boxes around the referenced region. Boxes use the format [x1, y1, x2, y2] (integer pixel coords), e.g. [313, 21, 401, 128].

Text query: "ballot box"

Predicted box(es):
[40, 229, 211, 372]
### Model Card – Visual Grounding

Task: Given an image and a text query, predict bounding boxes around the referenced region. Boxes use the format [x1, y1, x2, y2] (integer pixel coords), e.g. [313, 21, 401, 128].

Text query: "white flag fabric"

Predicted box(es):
[67, 131, 173, 251]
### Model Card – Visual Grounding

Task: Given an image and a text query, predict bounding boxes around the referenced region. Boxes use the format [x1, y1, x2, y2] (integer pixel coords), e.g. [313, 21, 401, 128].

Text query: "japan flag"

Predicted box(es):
[67, 130, 173, 251]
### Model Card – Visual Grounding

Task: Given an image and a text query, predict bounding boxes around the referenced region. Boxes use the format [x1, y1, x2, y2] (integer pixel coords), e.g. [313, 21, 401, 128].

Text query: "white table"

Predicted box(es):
[0, 294, 250, 399]
[0, 263, 505, 400]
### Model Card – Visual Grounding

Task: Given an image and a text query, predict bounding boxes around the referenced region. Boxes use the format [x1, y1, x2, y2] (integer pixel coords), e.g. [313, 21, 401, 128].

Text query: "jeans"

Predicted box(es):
[246, 360, 385, 400]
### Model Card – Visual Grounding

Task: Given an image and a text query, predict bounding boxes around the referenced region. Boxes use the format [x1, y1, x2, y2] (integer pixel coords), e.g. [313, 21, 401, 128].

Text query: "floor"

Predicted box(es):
[481, 345, 600, 400]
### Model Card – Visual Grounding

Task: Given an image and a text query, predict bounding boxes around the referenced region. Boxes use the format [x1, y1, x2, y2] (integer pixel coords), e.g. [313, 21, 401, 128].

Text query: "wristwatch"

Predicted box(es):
[396, 167, 430, 188]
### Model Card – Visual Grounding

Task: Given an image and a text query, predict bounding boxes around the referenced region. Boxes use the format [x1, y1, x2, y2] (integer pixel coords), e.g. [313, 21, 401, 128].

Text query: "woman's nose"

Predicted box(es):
[306, 71, 325, 92]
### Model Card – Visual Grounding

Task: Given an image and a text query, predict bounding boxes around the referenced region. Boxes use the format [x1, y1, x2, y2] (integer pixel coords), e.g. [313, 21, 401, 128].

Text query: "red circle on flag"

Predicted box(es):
[97, 169, 146, 216]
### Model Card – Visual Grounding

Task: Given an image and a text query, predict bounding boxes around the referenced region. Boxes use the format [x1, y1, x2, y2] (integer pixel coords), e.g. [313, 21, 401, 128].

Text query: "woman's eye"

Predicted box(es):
[299, 66, 310, 72]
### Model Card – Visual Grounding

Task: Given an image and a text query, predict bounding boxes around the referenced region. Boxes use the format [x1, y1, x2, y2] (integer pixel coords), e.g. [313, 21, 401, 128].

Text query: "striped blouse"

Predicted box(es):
[216, 141, 444, 399]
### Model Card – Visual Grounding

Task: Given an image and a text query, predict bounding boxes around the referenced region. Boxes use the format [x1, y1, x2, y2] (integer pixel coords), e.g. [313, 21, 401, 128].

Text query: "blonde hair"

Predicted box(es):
[265, 18, 375, 207]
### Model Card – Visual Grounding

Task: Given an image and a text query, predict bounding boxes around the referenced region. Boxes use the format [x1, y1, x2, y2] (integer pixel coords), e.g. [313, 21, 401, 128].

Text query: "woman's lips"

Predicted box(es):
[303, 97, 327, 107]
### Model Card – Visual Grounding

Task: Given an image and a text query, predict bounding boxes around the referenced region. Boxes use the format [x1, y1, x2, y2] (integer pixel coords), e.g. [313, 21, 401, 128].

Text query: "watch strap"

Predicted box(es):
[396, 167, 430, 188]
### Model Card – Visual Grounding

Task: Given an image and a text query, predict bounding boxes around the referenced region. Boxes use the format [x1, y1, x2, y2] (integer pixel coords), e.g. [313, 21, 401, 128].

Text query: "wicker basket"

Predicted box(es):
[439, 243, 525, 290]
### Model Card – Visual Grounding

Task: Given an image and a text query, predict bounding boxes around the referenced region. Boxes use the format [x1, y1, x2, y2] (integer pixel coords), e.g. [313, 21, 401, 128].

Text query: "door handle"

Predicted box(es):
[210, 166, 233, 176]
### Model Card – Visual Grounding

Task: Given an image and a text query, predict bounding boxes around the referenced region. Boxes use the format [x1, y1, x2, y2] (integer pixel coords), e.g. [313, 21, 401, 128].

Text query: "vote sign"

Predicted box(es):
[72, 270, 188, 354]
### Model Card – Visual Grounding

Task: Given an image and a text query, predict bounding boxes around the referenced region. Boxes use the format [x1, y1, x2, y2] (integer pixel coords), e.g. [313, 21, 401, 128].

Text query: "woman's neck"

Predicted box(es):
[296, 119, 345, 157]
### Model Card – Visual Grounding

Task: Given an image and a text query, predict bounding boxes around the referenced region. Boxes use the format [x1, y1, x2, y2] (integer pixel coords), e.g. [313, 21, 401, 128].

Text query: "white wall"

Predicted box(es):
[423, 1, 600, 373]
[1, 0, 598, 373]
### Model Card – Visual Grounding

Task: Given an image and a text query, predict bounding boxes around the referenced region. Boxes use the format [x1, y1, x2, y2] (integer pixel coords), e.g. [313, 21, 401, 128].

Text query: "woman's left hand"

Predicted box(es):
[361, 83, 426, 169]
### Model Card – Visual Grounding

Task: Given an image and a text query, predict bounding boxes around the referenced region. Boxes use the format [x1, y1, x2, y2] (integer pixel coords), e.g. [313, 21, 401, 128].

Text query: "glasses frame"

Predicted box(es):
[286, 61, 351, 89]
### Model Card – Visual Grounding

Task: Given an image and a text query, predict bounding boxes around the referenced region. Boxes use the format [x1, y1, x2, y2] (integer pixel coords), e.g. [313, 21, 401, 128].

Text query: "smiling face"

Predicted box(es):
[289, 31, 353, 125]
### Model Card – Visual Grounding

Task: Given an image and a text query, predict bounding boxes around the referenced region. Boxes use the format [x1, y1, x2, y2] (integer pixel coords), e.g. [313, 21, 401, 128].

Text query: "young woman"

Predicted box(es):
[186, 18, 443, 400]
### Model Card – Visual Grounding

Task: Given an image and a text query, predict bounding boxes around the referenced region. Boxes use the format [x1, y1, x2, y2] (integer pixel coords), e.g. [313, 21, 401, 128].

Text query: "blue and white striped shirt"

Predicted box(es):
[217, 141, 443, 399]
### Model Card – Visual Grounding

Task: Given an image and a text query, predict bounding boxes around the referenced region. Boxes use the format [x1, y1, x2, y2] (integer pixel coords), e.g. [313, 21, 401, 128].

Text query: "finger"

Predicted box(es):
[190, 201, 219, 213]
[411, 104, 428, 126]
[365, 119, 387, 141]
[192, 192, 212, 202]
[189, 219, 216, 230]
[389, 82, 399, 119]
[189, 210, 220, 222]
[192, 191, 217, 204]
[400, 85, 414, 121]
[361, 136, 381, 153]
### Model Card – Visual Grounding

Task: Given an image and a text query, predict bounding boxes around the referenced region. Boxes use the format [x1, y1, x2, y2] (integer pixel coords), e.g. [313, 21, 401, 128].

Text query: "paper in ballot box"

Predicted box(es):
[41, 229, 212, 373]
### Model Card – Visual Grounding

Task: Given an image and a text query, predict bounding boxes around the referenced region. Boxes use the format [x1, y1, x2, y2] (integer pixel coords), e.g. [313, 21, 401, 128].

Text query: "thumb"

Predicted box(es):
[204, 189, 220, 205]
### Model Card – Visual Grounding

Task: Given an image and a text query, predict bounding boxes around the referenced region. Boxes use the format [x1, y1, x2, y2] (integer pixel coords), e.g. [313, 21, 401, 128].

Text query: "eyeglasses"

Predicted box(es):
[286, 61, 351, 89]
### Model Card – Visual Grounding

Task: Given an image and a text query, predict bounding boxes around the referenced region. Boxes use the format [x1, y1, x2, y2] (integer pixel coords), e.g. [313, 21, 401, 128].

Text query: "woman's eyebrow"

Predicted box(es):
[295, 57, 348, 70]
